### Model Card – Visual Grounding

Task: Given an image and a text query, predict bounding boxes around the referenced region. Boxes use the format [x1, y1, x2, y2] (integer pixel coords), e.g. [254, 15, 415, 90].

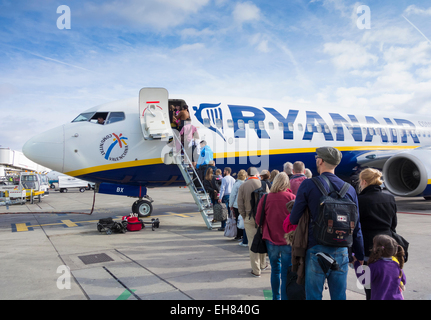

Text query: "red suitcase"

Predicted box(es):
[123, 216, 144, 231]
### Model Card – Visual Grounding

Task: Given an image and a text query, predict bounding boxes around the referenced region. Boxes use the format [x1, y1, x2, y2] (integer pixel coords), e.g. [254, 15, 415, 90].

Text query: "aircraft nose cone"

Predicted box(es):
[22, 125, 65, 172]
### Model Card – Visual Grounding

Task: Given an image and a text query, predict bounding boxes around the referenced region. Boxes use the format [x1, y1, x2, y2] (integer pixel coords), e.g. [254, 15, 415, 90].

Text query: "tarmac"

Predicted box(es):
[0, 186, 430, 301]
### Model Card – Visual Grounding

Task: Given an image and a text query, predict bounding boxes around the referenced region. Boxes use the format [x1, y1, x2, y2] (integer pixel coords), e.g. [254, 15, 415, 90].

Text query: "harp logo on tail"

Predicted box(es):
[193, 103, 226, 141]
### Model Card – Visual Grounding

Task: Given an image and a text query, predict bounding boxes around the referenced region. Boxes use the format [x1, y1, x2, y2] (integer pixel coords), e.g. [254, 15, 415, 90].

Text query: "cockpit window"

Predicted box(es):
[90, 112, 109, 124]
[72, 112, 95, 122]
[72, 112, 125, 125]
[106, 112, 125, 124]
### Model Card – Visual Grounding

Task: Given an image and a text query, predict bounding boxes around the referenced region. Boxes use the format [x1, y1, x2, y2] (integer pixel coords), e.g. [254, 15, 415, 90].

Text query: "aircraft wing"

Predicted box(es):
[355, 150, 402, 169]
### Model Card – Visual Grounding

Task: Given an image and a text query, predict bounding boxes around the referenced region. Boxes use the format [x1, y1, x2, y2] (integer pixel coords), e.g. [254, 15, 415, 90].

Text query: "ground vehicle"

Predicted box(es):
[58, 175, 89, 193]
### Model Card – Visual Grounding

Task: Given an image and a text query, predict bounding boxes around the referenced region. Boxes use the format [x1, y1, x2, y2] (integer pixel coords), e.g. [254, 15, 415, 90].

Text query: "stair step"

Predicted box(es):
[173, 138, 214, 230]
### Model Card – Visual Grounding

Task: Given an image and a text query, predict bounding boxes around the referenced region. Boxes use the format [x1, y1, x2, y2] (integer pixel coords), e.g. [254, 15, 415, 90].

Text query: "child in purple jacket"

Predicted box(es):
[354, 234, 406, 300]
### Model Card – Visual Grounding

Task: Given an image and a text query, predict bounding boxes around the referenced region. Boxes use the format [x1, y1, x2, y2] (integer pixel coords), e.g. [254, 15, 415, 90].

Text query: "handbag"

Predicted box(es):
[224, 216, 237, 238]
[250, 194, 268, 254]
[391, 230, 409, 262]
[213, 203, 228, 221]
[237, 215, 245, 229]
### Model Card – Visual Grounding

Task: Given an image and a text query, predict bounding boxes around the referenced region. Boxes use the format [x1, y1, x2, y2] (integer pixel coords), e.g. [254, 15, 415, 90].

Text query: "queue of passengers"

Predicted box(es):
[198, 145, 407, 301]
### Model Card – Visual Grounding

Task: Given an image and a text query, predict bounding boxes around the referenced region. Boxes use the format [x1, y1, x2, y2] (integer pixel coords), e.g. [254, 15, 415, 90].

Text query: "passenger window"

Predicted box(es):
[216, 118, 222, 128]
[106, 112, 125, 125]
[268, 122, 274, 130]
[227, 119, 234, 128]
[288, 122, 294, 131]
[316, 124, 322, 133]
[298, 124, 303, 131]
[278, 122, 284, 130]
[248, 120, 255, 129]
[258, 121, 265, 130]
[238, 119, 244, 129]
[203, 118, 210, 127]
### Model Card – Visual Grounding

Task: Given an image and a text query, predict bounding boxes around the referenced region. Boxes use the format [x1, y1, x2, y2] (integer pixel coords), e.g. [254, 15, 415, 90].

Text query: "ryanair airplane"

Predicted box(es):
[22, 87, 431, 219]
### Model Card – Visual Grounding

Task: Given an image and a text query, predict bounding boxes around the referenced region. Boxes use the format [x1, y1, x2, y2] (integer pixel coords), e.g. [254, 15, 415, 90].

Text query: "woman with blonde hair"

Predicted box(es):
[229, 170, 248, 243]
[358, 168, 398, 300]
[255, 172, 296, 300]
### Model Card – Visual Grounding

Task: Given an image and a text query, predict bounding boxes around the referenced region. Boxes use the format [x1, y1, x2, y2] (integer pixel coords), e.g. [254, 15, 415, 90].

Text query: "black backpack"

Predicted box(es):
[249, 181, 269, 220]
[312, 175, 357, 247]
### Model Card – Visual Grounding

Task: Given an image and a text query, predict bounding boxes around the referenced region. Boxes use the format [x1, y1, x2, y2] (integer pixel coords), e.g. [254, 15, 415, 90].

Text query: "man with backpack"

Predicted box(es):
[290, 147, 365, 300]
[237, 167, 270, 277]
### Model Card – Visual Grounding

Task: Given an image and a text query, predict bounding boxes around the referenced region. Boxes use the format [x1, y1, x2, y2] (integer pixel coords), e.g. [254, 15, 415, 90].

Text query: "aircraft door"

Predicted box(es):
[139, 88, 172, 140]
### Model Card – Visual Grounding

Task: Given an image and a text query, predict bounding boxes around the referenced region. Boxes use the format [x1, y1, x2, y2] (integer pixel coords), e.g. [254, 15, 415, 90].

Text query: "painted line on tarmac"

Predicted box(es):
[103, 266, 142, 300]
[10, 212, 199, 232]
[116, 289, 137, 300]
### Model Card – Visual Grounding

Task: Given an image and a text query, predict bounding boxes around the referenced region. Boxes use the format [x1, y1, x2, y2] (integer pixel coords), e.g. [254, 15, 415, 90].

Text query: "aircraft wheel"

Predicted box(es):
[133, 200, 153, 218]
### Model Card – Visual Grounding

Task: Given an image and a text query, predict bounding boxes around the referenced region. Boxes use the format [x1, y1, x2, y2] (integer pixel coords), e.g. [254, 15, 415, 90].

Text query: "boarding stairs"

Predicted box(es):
[172, 135, 219, 230]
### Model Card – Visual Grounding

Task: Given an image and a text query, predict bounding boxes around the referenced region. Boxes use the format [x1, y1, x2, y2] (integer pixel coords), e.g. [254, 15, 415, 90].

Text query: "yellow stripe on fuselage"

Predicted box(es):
[64, 158, 164, 177]
[64, 145, 418, 177]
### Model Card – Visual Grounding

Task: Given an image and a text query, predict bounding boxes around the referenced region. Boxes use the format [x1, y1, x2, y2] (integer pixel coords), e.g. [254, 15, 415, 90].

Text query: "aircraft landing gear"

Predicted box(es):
[132, 195, 154, 217]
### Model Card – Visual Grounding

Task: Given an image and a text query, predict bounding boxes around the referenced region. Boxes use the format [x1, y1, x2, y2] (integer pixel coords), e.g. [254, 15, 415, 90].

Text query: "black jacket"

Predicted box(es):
[203, 177, 220, 200]
[358, 185, 397, 257]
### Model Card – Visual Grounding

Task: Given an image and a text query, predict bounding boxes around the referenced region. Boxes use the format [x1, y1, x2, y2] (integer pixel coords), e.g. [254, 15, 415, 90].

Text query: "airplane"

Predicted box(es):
[22, 87, 431, 223]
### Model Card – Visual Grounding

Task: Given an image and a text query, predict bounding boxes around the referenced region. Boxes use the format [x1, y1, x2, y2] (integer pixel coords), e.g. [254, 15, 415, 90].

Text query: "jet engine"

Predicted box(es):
[383, 147, 431, 198]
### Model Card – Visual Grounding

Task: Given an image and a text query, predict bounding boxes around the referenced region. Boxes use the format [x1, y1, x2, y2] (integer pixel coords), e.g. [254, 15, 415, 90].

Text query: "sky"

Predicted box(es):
[1, 0, 431, 152]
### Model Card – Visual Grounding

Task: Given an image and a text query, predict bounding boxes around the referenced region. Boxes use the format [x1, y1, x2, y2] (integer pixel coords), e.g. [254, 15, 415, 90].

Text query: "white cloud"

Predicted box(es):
[323, 40, 378, 70]
[180, 28, 216, 39]
[404, 5, 431, 16]
[175, 43, 206, 52]
[310, 0, 354, 18]
[250, 33, 271, 53]
[232, 2, 261, 24]
[361, 27, 416, 46]
[79, 0, 210, 30]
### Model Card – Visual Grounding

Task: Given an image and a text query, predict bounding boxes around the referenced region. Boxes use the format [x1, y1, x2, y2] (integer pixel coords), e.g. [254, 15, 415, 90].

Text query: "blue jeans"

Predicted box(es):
[266, 241, 292, 300]
[305, 245, 349, 300]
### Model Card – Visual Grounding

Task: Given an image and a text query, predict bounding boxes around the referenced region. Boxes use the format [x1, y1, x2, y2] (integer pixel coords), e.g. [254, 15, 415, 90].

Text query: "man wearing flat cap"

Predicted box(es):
[289, 147, 364, 300]
[237, 167, 270, 278]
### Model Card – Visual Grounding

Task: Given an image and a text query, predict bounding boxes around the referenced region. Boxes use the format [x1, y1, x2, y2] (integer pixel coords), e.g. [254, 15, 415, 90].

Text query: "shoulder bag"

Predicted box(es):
[250, 194, 268, 254]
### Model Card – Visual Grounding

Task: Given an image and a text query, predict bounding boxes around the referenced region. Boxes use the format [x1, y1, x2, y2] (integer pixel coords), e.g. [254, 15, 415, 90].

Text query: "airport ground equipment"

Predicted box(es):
[0, 190, 26, 208]
[58, 175, 89, 193]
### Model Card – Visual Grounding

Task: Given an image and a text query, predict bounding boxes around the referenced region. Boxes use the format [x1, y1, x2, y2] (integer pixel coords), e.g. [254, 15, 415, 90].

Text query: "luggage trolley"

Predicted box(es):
[97, 217, 127, 235]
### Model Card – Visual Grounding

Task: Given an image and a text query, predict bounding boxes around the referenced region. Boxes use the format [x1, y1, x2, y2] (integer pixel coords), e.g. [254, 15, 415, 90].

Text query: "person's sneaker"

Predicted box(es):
[238, 242, 248, 247]
[218, 228, 225, 231]
[251, 271, 261, 278]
